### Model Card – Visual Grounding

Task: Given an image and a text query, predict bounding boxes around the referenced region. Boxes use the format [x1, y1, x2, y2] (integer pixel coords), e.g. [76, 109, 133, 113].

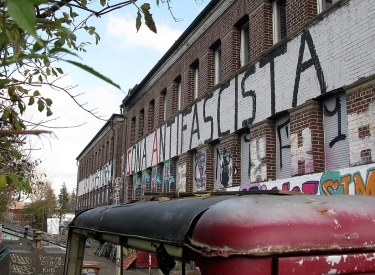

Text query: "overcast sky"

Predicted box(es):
[25, 1, 208, 196]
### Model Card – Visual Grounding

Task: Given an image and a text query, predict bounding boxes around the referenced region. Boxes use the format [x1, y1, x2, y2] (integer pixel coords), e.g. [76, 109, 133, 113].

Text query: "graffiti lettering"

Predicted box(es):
[277, 118, 291, 168]
[293, 29, 326, 107]
[324, 96, 346, 148]
[238, 165, 375, 196]
[259, 44, 287, 116]
[10, 254, 34, 275]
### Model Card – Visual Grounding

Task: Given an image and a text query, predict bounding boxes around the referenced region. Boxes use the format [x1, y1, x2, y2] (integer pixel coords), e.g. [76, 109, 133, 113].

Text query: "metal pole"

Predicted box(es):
[35, 231, 42, 248]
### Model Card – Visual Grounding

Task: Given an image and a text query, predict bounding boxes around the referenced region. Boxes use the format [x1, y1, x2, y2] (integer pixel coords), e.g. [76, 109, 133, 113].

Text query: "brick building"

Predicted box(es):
[76, 114, 125, 211]
[77, 0, 375, 208]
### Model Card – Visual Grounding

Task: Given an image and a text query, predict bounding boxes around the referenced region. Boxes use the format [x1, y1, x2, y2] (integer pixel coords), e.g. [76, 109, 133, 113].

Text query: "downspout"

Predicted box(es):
[75, 160, 79, 214]
[110, 119, 115, 205]
[121, 105, 128, 204]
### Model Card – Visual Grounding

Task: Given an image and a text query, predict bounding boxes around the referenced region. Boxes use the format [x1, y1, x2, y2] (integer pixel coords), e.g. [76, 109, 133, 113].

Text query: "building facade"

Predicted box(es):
[76, 114, 125, 211]
[123, 0, 375, 201]
[77, 0, 375, 208]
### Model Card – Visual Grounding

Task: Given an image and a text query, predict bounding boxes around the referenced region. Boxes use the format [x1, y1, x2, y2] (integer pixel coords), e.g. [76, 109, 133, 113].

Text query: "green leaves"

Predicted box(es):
[141, 4, 157, 33]
[6, 0, 43, 45]
[66, 60, 121, 89]
[0, 175, 7, 189]
[136, 3, 157, 33]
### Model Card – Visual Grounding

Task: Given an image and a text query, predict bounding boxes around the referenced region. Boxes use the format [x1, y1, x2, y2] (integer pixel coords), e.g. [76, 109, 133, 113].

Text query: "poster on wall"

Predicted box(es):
[178, 162, 186, 192]
[195, 150, 207, 191]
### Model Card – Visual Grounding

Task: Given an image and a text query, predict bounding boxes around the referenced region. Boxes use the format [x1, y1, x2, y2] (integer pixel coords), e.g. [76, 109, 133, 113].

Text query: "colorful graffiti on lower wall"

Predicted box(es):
[239, 163, 375, 196]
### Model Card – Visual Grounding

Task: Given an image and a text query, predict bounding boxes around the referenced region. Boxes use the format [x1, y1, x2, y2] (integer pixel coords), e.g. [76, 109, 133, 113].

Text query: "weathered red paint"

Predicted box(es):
[189, 195, 375, 274]
[278, 253, 375, 274]
[190, 251, 272, 275]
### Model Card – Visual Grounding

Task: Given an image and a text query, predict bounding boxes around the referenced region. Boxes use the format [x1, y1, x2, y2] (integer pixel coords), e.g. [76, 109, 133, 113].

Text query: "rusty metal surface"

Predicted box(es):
[189, 195, 375, 257]
[277, 253, 375, 274]
[71, 195, 236, 245]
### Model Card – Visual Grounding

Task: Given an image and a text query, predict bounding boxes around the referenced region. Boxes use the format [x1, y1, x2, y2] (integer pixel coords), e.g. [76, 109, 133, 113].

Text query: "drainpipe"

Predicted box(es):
[110, 119, 115, 205]
[75, 160, 79, 214]
[122, 106, 128, 204]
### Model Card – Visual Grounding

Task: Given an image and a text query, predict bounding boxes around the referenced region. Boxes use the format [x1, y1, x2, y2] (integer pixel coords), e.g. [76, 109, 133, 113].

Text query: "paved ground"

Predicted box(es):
[83, 241, 161, 275]
[82, 241, 198, 275]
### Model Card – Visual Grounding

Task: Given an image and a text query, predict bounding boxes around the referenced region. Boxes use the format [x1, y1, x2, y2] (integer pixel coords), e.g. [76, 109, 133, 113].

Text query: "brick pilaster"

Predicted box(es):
[249, 3, 273, 61]
[221, 28, 241, 80]
[289, 99, 324, 176]
[249, 119, 276, 182]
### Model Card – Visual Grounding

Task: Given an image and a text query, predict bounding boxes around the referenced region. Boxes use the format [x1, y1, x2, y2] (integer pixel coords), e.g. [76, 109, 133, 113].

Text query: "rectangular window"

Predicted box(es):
[272, 0, 287, 44]
[214, 46, 221, 85]
[161, 89, 167, 122]
[177, 81, 182, 111]
[240, 23, 249, 66]
[163, 96, 166, 120]
[317, 0, 339, 13]
[194, 67, 199, 99]
[275, 115, 291, 179]
[149, 99, 155, 131]
[131, 116, 136, 143]
[323, 93, 349, 170]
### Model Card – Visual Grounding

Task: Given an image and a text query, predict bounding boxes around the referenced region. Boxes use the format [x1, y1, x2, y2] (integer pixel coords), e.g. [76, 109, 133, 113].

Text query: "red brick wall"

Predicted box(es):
[221, 28, 241, 80]
[249, 3, 273, 61]
[181, 67, 194, 109]
[287, 0, 317, 34]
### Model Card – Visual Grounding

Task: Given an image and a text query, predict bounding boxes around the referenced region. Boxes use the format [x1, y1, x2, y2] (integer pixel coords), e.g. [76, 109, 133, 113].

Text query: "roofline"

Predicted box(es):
[76, 113, 123, 161]
[121, 0, 219, 107]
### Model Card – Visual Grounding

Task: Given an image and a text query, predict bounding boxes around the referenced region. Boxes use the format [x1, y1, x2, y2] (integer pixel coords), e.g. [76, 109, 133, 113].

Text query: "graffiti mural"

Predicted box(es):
[132, 175, 138, 200]
[113, 177, 122, 204]
[238, 163, 375, 196]
[220, 148, 234, 188]
[195, 151, 206, 191]
[178, 162, 187, 193]
[141, 171, 150, 200]
[162, 160, 175, 193]
[250, 137, 267, 182]
[347, 102, 375, 166]
[151, 166, 161, 193]
[291, 127, 313, 176]
[78, 160, 112, 196]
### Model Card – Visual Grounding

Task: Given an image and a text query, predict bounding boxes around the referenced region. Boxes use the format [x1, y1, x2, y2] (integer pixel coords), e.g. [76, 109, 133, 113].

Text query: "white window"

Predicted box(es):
[317, 0, 339, 13]
[275, 115, 291, 179]
[163, 96, 166, 120]
[323, 93, 349, 170]
[162, 90, 167, 121]
[177, 81, 182, 110]
[272, 0, 287, 44]
[214, 46, 221, 85]
[240, 23, 249, 66]
[194, 67, 199, 99]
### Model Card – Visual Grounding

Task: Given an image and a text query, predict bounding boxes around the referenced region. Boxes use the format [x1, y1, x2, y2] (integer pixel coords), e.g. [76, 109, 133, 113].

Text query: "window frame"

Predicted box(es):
[214, 46, 221, 85]
[272, 0, 287, 44]
[177, 81, 182, 111]
[240, 22, 249, 67]
[317, 0, 339, 13]
[194, 67, 199, 99]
